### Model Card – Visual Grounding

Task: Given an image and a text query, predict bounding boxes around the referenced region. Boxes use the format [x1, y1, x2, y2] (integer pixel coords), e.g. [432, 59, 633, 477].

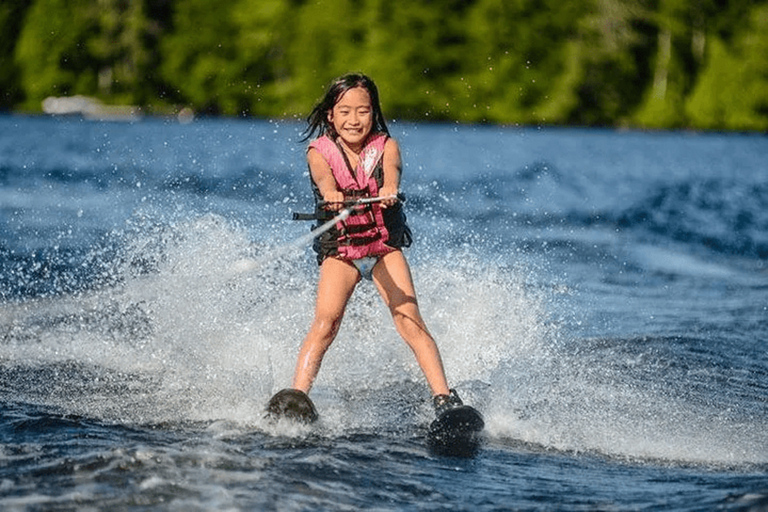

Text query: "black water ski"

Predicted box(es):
[266, 389, 318, 424]
[427, 405, 484, 457]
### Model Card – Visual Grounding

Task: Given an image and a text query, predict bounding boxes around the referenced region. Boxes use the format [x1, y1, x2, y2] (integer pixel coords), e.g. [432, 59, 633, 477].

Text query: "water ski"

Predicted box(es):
[427, 405, 484, 457]
[266, 389, 318, 424]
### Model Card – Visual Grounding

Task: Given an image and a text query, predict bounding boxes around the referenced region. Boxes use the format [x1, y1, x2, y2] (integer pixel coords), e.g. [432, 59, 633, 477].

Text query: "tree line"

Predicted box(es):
[1, 0, 766, 131]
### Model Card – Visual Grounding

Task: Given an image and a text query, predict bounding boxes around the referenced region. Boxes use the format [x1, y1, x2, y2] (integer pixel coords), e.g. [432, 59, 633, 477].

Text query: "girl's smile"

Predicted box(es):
[328, 87, 373, 152]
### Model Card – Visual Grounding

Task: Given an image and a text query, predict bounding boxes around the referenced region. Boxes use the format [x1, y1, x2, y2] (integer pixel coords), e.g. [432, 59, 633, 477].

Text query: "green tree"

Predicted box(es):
[230, 0, 297, 116]
[252, 0, 364, 116]
[633, 0, 687, 127]
[685, 3, 768, 131]
[160, 0, 250, 115]
[569, 0, 655, 126]
[631, 0, 722, 128]
[360, 0, 477, 120]
[0, 0, 33, 110]
[88, 0, 160, 104]
[7, 0, 768, 130]
[14, 0, 166, 109]
[14, 0, 100, 108]
[454, 0, 588, 124]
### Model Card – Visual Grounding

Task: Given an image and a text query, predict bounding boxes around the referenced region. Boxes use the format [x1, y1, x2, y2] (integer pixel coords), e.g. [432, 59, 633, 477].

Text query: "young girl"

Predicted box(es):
[269, 74, 463, 421]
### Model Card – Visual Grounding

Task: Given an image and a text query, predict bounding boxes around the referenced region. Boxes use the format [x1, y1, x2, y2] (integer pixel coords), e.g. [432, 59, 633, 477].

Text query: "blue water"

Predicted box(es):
[1, 115, 767, 510]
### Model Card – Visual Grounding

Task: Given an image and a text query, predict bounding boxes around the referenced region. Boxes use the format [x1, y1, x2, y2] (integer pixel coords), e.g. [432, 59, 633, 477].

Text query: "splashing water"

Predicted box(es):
[2, 209, 764, 467]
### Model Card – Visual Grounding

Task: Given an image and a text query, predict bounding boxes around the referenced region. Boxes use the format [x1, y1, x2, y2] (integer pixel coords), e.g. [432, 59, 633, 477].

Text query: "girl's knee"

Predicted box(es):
[311, 314, 343, 339]
[392, 310, 428, 341]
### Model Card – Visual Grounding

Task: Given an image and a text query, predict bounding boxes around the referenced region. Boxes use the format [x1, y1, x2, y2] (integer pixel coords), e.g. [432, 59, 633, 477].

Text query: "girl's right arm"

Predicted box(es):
[308, 148, 344, 208]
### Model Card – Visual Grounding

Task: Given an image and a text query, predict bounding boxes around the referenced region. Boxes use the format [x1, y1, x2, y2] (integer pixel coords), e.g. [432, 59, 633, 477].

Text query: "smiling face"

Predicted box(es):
[327, 87, 373, 151]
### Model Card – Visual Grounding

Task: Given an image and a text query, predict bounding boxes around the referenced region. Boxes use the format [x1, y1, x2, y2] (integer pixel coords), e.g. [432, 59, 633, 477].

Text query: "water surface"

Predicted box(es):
[1, 115, 766, 510]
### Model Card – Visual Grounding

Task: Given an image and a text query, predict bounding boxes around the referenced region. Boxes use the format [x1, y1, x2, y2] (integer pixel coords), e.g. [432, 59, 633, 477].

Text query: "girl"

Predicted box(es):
[268, 74, 463, 421]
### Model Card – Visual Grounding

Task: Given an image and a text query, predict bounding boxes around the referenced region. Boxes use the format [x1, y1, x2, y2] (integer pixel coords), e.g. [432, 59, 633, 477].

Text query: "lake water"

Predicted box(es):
[1, 115, 767, 510]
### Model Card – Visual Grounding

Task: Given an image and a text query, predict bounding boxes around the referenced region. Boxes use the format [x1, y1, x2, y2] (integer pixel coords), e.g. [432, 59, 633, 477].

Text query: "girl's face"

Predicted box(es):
[328, 86, 373, 150]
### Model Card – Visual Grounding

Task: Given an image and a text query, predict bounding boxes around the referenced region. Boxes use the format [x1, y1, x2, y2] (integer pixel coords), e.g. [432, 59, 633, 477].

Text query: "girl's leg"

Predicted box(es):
[372, 251, 451, 396]
[291, 257, 360, 393]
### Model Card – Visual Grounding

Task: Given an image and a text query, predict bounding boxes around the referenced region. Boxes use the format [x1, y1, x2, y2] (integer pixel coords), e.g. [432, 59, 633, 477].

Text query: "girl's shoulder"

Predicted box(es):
[308, 134, 334, 151]
[366, 132, 390, 151]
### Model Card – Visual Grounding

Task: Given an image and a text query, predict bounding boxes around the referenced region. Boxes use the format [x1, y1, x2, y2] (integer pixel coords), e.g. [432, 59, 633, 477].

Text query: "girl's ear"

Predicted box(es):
[326, 109, 333, 123]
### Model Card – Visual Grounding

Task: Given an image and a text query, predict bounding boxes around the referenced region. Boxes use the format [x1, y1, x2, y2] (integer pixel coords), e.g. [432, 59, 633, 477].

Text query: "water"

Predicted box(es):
[1, 115, 766, 510]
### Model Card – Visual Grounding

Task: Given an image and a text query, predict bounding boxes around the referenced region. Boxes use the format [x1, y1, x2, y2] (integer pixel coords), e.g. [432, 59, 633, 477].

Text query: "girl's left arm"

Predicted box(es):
[379, 138, 402, 207]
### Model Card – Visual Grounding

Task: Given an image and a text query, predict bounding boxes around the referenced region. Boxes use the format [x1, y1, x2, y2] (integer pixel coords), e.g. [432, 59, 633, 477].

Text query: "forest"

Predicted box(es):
[1, 0, 767, 131]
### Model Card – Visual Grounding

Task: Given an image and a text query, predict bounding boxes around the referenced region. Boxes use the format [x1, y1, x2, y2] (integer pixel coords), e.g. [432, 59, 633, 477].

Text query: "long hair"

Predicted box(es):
[301, 73, 390, 142]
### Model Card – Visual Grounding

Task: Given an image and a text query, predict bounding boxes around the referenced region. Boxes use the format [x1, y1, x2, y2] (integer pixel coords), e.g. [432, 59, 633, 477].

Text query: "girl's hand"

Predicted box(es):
[323, 190, 345, 211]
[378, 186, 398, 208]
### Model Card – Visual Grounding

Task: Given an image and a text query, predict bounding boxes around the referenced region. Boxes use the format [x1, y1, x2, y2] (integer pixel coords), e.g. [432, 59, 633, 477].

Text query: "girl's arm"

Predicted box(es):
[379, 138, 402, 207]
[308, 148, 344, 207]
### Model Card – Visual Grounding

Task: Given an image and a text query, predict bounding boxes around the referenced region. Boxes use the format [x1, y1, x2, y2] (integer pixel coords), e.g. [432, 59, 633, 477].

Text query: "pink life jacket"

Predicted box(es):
[308, 133, 395, 260]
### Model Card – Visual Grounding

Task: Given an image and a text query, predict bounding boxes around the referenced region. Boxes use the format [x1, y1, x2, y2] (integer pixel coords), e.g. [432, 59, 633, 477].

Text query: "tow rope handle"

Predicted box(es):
[292, 193, 405, 221]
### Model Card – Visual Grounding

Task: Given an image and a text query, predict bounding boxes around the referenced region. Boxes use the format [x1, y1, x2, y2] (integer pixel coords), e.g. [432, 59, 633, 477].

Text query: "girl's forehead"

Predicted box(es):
[335, 87, 371, 107]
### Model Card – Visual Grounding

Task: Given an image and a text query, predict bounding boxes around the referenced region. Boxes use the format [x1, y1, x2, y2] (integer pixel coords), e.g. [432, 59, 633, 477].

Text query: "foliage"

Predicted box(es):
[3, 0, 767, 131]
[0, 0, 32, 110]
[685, 4, 768, 131]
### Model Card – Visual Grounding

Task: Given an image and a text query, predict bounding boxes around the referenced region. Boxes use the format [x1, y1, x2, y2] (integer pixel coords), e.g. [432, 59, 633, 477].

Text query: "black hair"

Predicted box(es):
[301, 73, 390, 142]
